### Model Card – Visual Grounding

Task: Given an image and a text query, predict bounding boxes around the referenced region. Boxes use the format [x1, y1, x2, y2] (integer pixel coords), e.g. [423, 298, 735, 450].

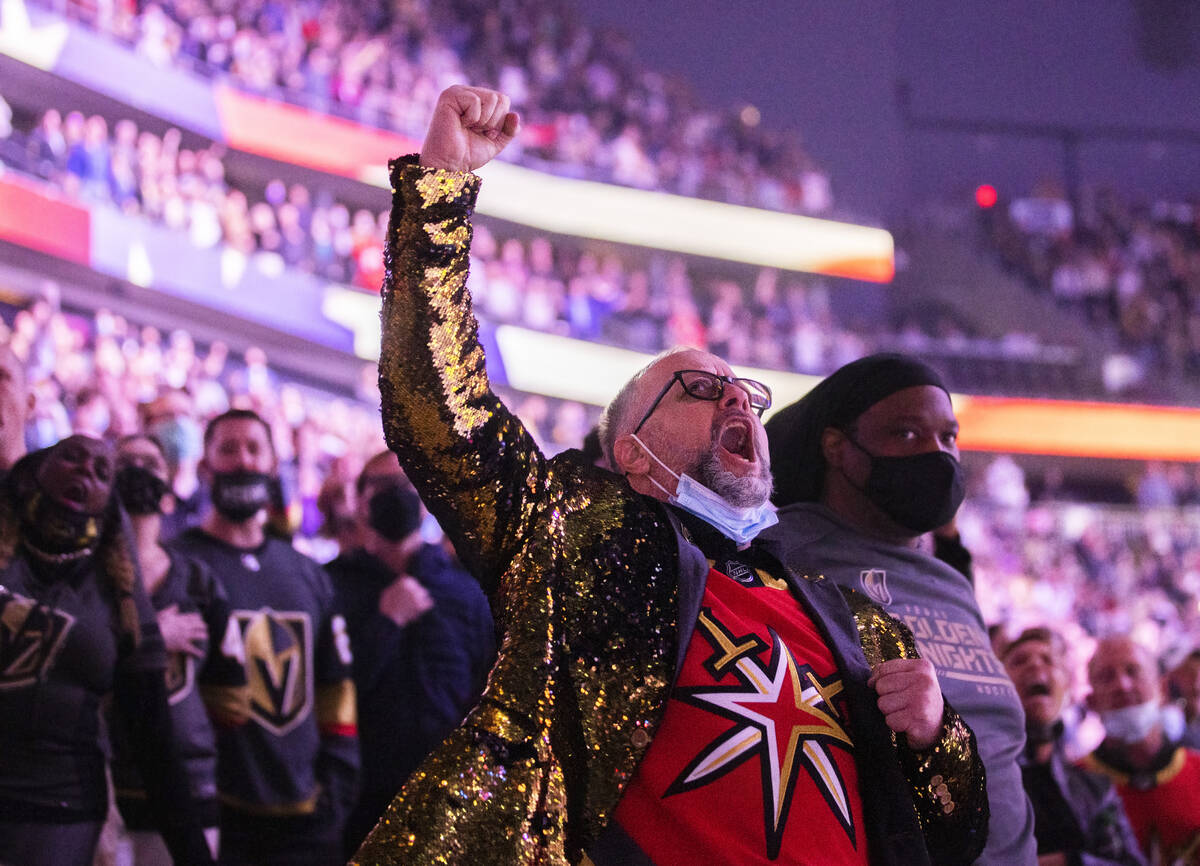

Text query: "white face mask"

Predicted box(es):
[630, 434, 777, 546]
[1099, 699, 1162, 744]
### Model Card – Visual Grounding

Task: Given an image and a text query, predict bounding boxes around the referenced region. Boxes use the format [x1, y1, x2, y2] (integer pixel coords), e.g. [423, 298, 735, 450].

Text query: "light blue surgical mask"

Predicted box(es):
[1099, 700, 1161, 744]
[151, 416, 203, 464]
[630, 434, 777, 546]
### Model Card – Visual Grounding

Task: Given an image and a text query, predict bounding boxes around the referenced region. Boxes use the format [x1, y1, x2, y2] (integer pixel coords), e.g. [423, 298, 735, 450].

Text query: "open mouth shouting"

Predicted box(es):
[716, 415, 760, 472]
[1016, 678, 1061, 722]
[1022, 682, 1051, 699]
[58, 479, 92, 512]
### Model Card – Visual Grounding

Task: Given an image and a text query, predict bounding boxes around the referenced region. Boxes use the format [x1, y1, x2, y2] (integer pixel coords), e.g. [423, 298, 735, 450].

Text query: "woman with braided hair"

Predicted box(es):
[0, 434, 213, 866]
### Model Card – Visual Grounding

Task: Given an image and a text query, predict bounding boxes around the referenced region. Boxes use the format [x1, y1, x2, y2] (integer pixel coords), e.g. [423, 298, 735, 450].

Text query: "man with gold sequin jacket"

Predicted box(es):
[353, 85, 988, 866]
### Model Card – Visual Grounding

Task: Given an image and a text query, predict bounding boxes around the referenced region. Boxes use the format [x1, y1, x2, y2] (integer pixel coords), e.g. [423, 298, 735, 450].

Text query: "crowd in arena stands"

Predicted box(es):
[3, 104, 1081, 391]
[962, 455, 1200, 662]
[42, 0, 836, 216]
[5, 288, 1200, 863]
[5, 287, 1200, 663]
[987, 185, 1200, 396]
[9, 107, 390, 291]
[0, 291, 599, 547]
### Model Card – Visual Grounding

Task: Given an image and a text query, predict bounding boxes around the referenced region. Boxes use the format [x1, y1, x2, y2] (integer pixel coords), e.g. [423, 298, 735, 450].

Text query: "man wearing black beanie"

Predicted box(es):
[763, 353, 1037, 866]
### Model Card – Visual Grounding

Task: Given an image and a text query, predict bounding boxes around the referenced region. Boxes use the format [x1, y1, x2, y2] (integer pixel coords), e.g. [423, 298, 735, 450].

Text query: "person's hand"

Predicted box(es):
[420, 85, 520, 173]
[379, 575, 434, 627]
[1037, 854, 1068, 866]
[869, 658, 944, 750]
[157, 604, 208, 658]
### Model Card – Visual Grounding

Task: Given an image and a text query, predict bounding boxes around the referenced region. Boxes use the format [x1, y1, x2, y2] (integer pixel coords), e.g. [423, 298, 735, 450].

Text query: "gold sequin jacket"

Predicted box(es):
[353, 159, 987, 866]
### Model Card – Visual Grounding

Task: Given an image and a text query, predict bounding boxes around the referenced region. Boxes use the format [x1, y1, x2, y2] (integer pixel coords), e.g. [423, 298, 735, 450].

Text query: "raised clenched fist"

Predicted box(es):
[420, 85, 521, 173]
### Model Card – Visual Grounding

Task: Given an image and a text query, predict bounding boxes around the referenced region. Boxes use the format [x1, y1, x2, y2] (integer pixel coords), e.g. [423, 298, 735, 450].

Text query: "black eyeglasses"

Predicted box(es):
[632, 369, 772, 436]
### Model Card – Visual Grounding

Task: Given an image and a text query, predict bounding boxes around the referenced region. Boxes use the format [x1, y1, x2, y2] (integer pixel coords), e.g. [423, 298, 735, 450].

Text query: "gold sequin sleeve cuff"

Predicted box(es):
[379, 158, 550, 592]
[896, 701, 988, 866]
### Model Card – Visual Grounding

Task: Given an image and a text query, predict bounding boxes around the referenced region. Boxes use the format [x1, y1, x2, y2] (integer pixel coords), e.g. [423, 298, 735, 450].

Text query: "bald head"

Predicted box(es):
[1087, 636, 1162, 714]
[601, 347, 771, 508]
[599, 347, 696, 469]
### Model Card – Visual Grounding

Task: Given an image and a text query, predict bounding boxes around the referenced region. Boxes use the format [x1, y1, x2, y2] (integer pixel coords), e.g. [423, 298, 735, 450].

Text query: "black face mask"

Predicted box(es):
[367, 483, 422, 543]
[22, 490, 102, 555]
[211, 471, 273, 522]
[116, 465, 170, 516]
[845, 437, 965, 534]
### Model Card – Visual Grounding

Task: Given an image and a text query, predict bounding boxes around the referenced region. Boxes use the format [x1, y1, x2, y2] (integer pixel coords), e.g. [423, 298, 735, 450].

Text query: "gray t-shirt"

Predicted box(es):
[764, 503, 1036, 865]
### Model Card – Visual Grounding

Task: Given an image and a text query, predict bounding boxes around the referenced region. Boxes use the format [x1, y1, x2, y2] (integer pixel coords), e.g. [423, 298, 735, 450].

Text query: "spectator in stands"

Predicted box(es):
[0, 436, 213, 866]
[1167, 649, 1200, 750]
[0, 342, 32, 475]
[142, 389, 206, 540]
[70, 0, 836, 215]
[327, 451, 494, 856]
[171, 409, 358, 866]
[1081, 635, 1200, 863]
[1002, 627, 1146, 866]
[25, 107, 65, 179]
[110, 433, 248, 863]
[314, 474, 362, 559]
[763, 352, 1037, 864]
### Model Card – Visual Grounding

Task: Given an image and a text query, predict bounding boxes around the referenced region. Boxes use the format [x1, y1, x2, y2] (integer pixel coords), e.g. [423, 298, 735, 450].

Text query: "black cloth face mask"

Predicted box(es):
[210, 470, 273, 522]
[22, 489, 102, 555]
[843, 436, 965, 534]
[367, 483, 422, 543]
[116, 465, 170, 516]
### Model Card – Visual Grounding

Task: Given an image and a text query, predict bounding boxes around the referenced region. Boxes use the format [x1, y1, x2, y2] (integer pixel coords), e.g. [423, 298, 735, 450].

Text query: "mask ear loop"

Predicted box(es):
[628, 434, 680, 499]
[830, 428, 875, 497]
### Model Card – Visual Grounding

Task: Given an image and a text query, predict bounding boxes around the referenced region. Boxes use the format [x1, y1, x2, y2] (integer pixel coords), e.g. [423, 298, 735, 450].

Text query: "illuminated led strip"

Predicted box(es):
[363, 158, 893, 279]
[492, 325, 822, 408]
[951, 395, 1200, 461]
[470, 162, 894, 281]
[216, 90, 893, 279]
[496, 326, 1200, 460]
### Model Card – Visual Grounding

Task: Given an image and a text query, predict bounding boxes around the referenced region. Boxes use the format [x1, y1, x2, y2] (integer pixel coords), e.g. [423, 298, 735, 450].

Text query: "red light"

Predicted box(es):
[975, 184, 998, 209]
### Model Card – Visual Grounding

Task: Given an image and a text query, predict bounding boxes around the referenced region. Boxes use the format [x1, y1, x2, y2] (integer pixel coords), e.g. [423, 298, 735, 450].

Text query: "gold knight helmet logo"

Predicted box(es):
[0, 588, 76, 690]
[231, 609, 312, 735]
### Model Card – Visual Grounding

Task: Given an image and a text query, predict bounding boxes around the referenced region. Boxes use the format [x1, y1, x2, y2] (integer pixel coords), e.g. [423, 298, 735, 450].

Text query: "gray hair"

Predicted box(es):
[598, 347, 695, 469]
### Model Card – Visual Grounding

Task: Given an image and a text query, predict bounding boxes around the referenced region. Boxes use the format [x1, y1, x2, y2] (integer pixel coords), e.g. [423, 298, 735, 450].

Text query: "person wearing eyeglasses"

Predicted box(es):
[762, 354, 1036, 865]
[352, 85, 988, 866]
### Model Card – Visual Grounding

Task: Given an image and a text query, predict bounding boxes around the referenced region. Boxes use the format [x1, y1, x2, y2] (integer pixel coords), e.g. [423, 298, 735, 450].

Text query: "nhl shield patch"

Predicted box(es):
[859, 569, 892, 606]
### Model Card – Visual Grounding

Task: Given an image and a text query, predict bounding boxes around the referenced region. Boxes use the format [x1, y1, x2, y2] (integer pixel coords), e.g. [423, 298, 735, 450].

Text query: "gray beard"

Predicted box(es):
[695, 448, 773, 508]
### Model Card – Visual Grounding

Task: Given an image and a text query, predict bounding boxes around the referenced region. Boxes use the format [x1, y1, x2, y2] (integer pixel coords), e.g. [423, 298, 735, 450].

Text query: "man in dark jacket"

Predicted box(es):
[1002, 627, 1146, 866]
[328, 451, 494, 855]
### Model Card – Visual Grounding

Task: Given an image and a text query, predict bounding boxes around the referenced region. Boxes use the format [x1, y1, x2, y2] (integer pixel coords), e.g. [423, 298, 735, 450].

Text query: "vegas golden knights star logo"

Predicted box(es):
[232, 609, 312, 735]
[0, 588, 76, 690]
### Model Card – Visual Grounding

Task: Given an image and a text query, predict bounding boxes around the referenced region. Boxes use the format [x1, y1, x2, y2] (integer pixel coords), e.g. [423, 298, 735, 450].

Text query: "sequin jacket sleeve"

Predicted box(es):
[358, 159, 679, 865]
[375, 156, 537, 592]
[845, 588, 989, 865]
